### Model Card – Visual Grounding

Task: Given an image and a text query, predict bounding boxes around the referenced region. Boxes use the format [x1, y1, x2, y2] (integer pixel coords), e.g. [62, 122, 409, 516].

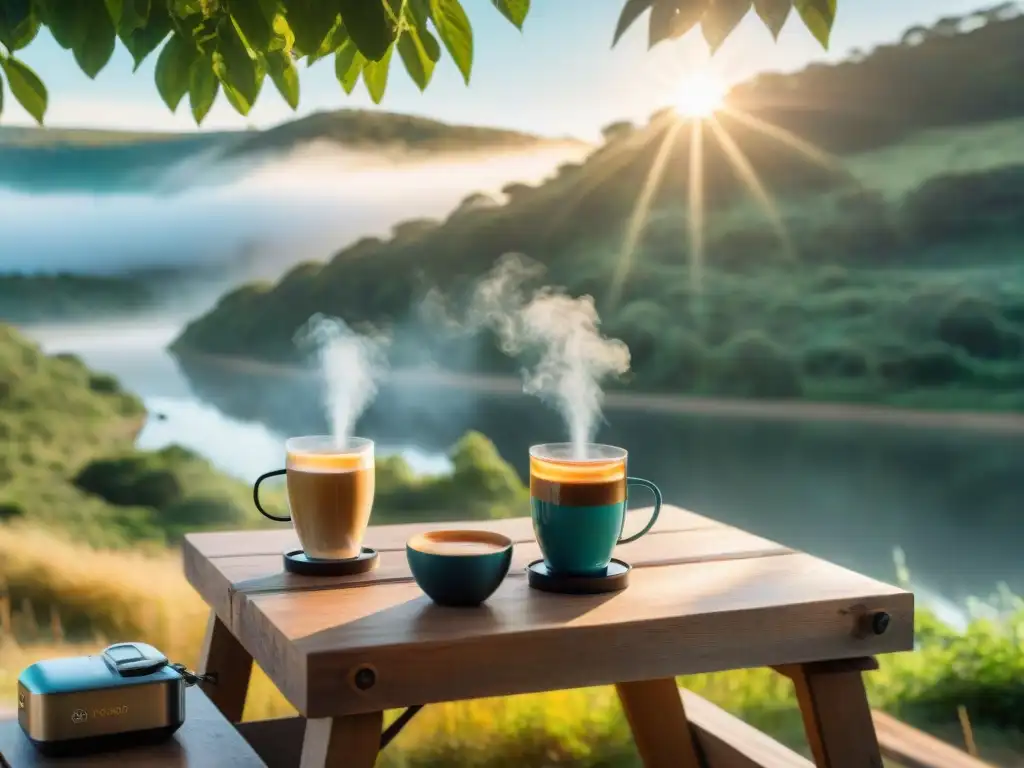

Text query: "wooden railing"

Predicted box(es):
[675, 687, 996, 768]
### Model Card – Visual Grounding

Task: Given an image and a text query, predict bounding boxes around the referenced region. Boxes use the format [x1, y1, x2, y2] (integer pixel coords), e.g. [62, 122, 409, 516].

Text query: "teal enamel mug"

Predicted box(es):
[529, 443, 662, 576]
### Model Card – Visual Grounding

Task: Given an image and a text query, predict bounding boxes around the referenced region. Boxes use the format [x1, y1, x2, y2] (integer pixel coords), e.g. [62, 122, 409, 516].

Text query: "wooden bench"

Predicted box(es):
[873, 710, 996, 768]
[0, 686, 265, 767]
[679, 688, 813, 767]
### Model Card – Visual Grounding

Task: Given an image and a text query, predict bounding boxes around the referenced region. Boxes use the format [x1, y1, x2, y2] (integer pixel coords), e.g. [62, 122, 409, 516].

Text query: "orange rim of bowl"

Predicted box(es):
[407, 529, 513, 555]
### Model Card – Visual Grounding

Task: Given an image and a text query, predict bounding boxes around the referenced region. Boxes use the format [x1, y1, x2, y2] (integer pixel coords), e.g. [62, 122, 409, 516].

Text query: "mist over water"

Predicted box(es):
[0, 143, 587, 284]
[301, 315, 389, 447]
[467, 254, 631, 457]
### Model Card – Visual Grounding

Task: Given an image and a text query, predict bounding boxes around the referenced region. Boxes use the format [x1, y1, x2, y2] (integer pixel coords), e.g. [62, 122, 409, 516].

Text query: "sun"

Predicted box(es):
[673, 72, 727, 118]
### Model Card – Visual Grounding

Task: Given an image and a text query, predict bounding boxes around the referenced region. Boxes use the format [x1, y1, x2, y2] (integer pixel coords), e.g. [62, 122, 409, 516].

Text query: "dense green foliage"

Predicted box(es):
[175, 14, 1024, 411]
[0, 323, 529, 547]
[0, 0, 836, 126]
[0, 323, 266, 546]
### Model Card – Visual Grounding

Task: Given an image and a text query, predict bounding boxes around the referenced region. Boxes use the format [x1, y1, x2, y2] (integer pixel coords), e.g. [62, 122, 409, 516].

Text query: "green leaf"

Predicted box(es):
[268, 13, 295, 52]
[429, 0, 473, 84]
[490, 0, 529, 29]
[184, 15, 221, 54]
[119, 0, 151, 33]
[256, 0, 282, 18]
[74, 0, 117, 79]
[308, 18, 347, 64]
[105, 0, 124, 25]
[170, 0, 204, 18]
[649, 0, 705, 48]
[0, 71, 5, 119]
[0, 55, 47, 124]
[702, 0, 751, 53]
[33, 0, 87, 51]
[795, 0, 835, 48]
[613, 0, 653, 45]
[397, 24, 440, 91]
[406, 0, 430, 29]
[214, 21, 264, 115]
[265, 49, 299, 108]
[285, 0, 339, 56]
[120, 8, 172, 71]
[362, 43, 392, 103]
[189, 55, 219, 124]
[0, 0, 40, 51]
[334, 38, 365, 94]
[230, 0, 273, 50]
[337, 0, 396, 62]
[752, 0, 789, 38]
[155, 33, 197, 111]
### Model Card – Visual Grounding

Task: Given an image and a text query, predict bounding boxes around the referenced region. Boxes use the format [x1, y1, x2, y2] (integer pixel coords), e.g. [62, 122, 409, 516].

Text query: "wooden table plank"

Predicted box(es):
[185, 506, 721, 559]
[184, 506, 728, 623]
[234, 551, 913, 717]
[218, 526, 787, 596]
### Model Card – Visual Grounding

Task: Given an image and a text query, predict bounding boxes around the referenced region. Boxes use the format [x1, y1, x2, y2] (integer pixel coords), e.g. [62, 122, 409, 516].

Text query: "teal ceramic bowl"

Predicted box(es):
[406, 530, 513, 607]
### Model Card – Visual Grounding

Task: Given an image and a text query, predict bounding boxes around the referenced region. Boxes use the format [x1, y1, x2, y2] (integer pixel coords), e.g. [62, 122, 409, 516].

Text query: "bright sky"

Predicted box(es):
[4, 0, 989, 140]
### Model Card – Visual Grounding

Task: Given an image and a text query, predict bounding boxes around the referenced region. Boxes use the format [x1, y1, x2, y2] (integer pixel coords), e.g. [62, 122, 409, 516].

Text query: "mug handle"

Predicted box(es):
[617, 477, 662, 544]
[253, 469, 291, 522]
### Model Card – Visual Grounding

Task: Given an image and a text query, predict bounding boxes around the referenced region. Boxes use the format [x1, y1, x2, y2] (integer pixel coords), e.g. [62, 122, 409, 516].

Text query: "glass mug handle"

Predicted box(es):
[618, 477, 663, 544]
[253, 469, 291, 522]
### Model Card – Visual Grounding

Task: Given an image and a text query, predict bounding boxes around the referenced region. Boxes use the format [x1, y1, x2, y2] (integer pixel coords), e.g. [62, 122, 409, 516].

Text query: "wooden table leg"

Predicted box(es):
[616, 678, 703, 768]
[787, 662, 883, 768]
[300, 712, 383, 768]
[198, 611, 253, 723]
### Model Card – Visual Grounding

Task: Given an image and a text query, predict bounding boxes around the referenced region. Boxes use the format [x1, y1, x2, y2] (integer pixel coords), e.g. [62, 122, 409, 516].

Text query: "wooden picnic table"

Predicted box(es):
[184, 505, 914, 768]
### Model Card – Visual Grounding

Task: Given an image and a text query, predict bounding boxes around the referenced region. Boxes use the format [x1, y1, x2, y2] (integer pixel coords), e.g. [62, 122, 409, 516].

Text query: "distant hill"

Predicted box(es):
[173, 8, 1024, 413]
[0, 109, 583, 193]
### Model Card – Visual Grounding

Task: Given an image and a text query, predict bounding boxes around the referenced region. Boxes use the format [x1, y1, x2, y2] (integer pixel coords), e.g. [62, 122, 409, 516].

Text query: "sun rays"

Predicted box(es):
[673, 72, 728, 118]
[603, 67, 845, 314]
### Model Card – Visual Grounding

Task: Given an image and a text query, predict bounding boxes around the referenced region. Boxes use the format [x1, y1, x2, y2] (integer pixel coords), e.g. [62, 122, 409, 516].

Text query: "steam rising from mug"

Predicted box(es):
[298, 315, 389, 445]
[468, 254, 630, 457]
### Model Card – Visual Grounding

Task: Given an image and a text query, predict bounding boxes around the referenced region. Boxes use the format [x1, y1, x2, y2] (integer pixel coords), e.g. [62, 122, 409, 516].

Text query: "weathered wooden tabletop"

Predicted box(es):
[183, 506, 914, 720]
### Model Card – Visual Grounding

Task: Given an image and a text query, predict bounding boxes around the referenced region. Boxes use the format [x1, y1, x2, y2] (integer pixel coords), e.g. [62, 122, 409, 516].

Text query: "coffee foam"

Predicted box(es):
[287, 451, 374, 473]
[529, 456, 625, 484]
[408, 530, 512, 556]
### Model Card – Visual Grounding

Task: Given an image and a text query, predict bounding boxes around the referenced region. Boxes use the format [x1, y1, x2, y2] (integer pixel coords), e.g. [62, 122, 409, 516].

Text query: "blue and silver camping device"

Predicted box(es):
[17, 642, 210, 756]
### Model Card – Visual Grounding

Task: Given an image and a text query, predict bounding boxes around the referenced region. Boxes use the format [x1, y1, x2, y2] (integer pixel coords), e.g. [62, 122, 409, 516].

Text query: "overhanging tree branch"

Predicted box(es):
[0, 0, 838, 125]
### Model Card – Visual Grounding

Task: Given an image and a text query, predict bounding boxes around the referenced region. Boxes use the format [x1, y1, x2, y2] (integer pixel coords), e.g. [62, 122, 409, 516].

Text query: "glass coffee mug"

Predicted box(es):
[253, 436, 375, 561]
[530, 443, 662, 576]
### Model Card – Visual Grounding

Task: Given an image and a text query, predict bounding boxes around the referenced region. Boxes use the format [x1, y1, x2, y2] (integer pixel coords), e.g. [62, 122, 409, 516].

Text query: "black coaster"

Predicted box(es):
[283, 547, 379, 576]
[526, 558, 631, 594]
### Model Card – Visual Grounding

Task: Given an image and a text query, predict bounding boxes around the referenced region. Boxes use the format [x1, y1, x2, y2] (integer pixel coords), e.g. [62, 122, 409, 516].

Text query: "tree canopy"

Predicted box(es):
[0, 0, 839, 126]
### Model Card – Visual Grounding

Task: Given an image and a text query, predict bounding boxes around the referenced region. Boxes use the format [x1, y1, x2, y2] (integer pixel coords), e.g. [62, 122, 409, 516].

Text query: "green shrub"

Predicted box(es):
[879, 345, 977, 389]
[803, 344, 873, 379]
[74, 458, 184, 509]
[712, 332, 803, 398]
[87, 373, 121, 394]
[647, 328, 706, 390]
[0, 502, 24, 520]
[937, 296, 1021, 360]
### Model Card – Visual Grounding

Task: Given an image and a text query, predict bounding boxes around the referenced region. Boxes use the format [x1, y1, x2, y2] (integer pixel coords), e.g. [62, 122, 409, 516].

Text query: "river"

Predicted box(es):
[23, 319, 1024, 626]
